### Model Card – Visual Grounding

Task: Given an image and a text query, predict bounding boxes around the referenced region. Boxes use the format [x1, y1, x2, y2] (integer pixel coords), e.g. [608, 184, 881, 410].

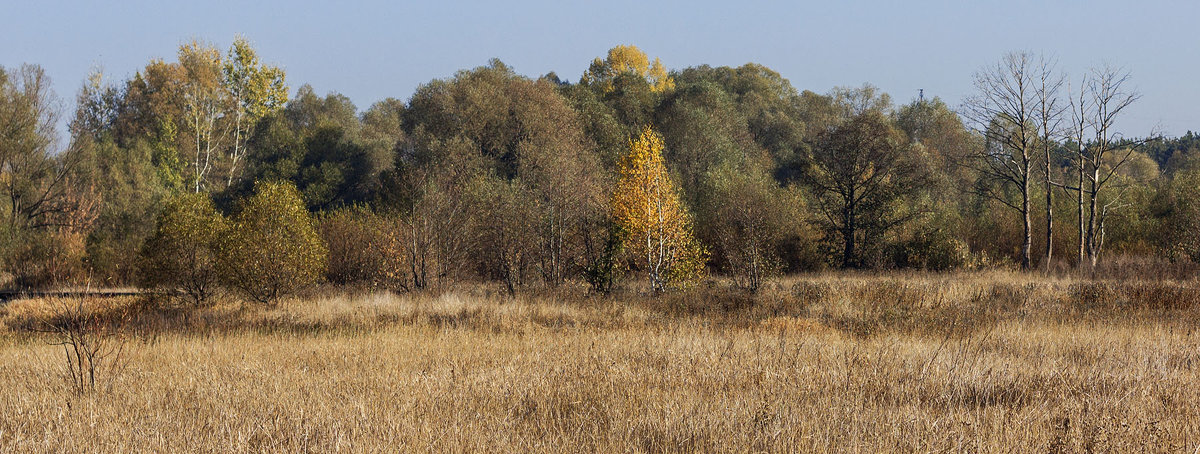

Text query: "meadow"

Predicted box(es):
[2, 272, 1199, 452]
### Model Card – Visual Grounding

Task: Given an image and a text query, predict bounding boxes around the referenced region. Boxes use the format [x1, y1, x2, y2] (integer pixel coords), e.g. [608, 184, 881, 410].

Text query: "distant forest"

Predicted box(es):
[3, 40, 1199, 296]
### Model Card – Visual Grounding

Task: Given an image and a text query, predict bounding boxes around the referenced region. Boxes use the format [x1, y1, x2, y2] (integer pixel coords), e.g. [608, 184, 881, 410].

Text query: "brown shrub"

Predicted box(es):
[319, 206, 407, 290]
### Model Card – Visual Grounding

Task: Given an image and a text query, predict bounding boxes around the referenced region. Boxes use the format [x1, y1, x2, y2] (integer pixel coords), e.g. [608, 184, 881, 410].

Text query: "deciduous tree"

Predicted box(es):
[222, 36, 287, 188]
[140, 192, 226, 305]
[612, 126, 706, 292]
[962, 52, 1042, 270]
[806, 110, 927, 268]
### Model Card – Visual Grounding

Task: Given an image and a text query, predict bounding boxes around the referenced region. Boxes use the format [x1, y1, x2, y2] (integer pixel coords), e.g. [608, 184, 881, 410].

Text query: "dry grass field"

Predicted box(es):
[2, 272, 1200, 452]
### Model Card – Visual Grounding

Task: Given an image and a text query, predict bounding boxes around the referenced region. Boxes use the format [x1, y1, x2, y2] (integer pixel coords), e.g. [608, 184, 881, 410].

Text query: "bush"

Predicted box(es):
[888, 226, 970, 271]
[217, 181, 328, 304]
[704, 167, 802, 292]
[1, 229, 89, 290]
[319, 205, 407, 289]
[139, 192, 227, 305]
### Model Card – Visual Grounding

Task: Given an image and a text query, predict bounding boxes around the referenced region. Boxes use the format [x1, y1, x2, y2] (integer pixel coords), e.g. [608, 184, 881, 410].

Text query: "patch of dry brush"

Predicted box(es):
[1, 272, 1199, 452]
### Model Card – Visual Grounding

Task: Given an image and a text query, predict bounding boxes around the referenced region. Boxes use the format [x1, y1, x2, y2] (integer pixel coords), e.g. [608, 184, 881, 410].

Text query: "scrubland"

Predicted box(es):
[2, 272, 1199, 452]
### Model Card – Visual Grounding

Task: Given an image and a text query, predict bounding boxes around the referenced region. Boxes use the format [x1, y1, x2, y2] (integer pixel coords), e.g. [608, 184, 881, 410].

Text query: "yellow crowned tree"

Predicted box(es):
[612, 126, 706, 293]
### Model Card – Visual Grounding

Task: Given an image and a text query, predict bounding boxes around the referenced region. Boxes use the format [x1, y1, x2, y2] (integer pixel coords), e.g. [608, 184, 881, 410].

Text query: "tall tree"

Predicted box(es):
[178, 40, 229, 193]
[962, 52, 1041, 270]
[0, 64, 89, 233]
[1074, 66, 1145, 267]
[1034, 58, 1065, 267]
[806, 110, 926, 268]
[1068, 76, 1090, 265]
[581, 45, 675, 94]
[400, 60, 605, 287]
[222, 36, 288, 188]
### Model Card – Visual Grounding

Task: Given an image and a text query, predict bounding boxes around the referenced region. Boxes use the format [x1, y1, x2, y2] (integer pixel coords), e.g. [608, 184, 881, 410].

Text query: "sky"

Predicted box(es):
[3, 0, 1198, 140]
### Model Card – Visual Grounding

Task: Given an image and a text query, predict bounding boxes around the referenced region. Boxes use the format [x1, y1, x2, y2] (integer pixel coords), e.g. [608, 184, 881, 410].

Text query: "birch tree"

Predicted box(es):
[612, 126, 705, 293]
[222, 36, 287, 188]
[1076, 66, 1144, 267]
[178, 40, 229, 193]
[1035, 59, 1066, 267]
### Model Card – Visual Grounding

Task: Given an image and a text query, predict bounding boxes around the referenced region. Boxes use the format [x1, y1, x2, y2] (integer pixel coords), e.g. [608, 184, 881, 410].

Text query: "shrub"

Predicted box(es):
[319, 205, 407, 289]
[888, 227, 970, 271]
[704, 166, 802, 292]
[139, 192, 227, 305]
[32, 297, 130, 395]
[217, 181, 328, 304]
[583, 220, 625, 295]
[2, 229, 88, 290]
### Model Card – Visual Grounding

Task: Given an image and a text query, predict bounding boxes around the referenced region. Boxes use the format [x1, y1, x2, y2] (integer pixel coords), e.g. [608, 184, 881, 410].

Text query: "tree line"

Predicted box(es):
[2, 40, 1196, 298]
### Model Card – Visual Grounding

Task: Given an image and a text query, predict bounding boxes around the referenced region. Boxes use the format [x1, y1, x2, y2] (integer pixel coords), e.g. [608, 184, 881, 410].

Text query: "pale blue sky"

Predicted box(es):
[3, 0, 1197, 138]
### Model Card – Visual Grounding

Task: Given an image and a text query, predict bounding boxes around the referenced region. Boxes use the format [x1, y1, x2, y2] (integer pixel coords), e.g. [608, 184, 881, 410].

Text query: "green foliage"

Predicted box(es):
[1157, 168, 1200, 262]
[17, 48, 1200, 291]
[217, 181, 327, 304]
[239, 87, 382, 211]
[674, 64, 806, 166]
[583, 220, 626, 295]
[76, 138, 169, 285]
[139, 192, 226, 305]
[703, 165, 803, 292]
[397, 59, 606, 289]
[806, 110, 930, 268]
[656, 80, 766, 205]
[0, 64, 95, 289]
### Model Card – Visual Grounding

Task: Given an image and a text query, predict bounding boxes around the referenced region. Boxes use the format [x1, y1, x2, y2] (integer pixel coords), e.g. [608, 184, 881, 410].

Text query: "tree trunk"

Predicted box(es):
[842, 196, 856, 269]
[1086, 167, 1100, 267]
[1021, 186, 1032, 270]
[1077, 153, 1085, 267]
[1044, 148, 1053, 268]
[1087, 212, 1099, 268]
[842, 229, 855, 269]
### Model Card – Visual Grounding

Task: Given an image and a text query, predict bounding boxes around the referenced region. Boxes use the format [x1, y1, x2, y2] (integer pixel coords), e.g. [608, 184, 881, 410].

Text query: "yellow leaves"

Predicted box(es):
[583, 45, 675, 94]
[612, 126, 706, 291]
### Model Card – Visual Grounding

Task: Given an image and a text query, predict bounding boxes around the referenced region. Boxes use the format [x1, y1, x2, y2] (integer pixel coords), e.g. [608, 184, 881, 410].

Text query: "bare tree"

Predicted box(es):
[1067, 75, 1092, 266]
[1075, 66, 1144, 267]
[35, 296, 129, 395]
[1035, 59, 1066, 267]
[962, 52, 1041, 270]
[382, 136, 480, 291]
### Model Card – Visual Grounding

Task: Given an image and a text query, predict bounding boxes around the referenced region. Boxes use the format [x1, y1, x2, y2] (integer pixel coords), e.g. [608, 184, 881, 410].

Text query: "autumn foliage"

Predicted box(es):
[612, 126, 706, 292]
[139, 192, 226, 305]
[582, 44, 675, 93]
[319, 205, 406, 290]
[216, 181, 327, 303]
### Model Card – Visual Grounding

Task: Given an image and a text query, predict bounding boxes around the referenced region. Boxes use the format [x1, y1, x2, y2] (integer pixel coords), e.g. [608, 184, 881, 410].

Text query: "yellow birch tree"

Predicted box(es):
[612, 126, 705, 292]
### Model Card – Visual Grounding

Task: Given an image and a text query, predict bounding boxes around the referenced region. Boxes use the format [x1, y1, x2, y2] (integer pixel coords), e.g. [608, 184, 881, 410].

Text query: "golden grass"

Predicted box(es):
[2, 272, 1199, 452]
